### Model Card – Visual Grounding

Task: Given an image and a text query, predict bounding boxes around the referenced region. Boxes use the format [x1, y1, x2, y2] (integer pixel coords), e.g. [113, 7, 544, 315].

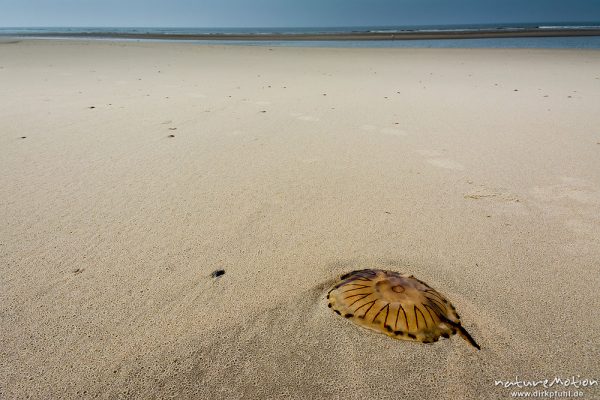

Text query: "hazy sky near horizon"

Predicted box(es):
[1, 0, 599, 27]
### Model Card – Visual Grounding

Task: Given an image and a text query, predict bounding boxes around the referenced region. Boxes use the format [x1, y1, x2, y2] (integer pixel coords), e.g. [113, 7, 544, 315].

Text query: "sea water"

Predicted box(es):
[1, 23, 600, 49]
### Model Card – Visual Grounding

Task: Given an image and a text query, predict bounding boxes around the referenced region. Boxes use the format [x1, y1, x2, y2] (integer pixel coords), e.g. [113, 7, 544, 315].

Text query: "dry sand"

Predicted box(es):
[1, 40, 599, 399]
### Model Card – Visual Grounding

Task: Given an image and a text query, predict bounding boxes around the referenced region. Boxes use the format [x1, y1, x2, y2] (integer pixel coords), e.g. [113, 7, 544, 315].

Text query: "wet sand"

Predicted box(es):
[1, 40, 599, 399]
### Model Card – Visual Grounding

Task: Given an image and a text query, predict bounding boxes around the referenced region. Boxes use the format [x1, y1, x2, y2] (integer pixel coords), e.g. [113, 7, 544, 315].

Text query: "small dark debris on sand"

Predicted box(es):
[168, 127, 177, 131]
[260, 110, 267, 113]
[167, 134, 175, 138]
[88, 106, 96, 109]
[20, 136, 26, 139]
[211, 269, 225, 278]
[73, 268, 84, 274]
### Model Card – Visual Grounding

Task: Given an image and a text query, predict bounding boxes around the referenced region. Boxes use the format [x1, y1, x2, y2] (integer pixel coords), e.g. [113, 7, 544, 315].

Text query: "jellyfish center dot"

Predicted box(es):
[375, 279, 409, 302]
[392, 285, 405, 294]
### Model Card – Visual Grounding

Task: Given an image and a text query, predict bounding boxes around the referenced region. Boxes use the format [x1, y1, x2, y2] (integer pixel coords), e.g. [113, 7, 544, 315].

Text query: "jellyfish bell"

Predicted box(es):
[327, 269, 480, 349]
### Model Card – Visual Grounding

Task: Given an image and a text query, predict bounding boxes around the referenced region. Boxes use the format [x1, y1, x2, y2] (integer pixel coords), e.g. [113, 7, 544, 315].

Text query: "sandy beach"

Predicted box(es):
[1, 40, 599, 399]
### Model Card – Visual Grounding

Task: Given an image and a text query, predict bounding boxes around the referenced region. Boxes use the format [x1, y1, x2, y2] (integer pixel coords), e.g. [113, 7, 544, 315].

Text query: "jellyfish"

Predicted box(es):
[327, 269, 480, 349]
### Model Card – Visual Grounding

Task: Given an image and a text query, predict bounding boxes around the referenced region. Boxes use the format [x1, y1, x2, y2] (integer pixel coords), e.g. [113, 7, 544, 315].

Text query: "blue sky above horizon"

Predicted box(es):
[1, 0, 599, 27]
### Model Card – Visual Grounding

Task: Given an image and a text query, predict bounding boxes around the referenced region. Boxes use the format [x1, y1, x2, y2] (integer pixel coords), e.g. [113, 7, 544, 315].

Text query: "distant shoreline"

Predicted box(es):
[7, 28, 600, 41]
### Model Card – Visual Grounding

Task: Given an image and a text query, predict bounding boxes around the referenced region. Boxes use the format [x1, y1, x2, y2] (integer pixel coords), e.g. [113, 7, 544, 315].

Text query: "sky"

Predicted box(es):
[1, 0, 599, 27]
